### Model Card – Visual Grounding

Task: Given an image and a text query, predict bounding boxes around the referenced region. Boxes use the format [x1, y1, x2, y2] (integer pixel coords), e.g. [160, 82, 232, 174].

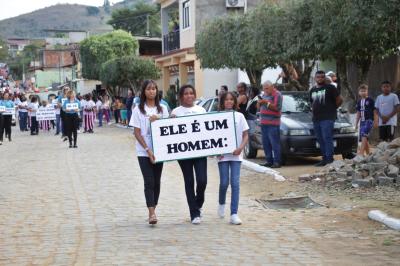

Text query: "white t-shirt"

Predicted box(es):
[18, 100, 28, 113]
[171, 105, 206, 117]
[131, 104, 169, 157]
[96, 100, 102, 111]
[83, 100, 96, 113]
[28, 102, 39, 116]
[217, 111, 249, 162]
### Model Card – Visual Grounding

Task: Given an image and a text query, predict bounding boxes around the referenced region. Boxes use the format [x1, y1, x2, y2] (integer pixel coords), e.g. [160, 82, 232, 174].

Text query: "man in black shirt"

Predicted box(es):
[310, 70, 343, 166]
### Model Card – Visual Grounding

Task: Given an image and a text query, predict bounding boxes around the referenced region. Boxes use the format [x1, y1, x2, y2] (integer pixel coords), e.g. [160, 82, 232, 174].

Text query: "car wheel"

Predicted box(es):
[244, 141, 257, 159]
[342, 152, 356, 160]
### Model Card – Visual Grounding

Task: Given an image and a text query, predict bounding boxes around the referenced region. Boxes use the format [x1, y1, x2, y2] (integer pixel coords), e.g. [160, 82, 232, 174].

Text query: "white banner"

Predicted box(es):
[37, 107, 56, 121]
[66, 103, 79, 111]
[151, 112, 237, 162]
[2, 107, 15, 116]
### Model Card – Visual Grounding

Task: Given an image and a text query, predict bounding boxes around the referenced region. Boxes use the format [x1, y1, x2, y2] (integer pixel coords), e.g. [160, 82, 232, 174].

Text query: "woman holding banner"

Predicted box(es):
[62, 90, 81, 148]
[132, 80, 168, 225]
[171, 84, 207, 225]
[217, 92, 249, 225]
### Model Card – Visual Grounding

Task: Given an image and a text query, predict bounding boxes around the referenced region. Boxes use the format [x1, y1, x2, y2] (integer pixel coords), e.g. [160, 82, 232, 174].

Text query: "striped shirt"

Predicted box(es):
[260, 89, 283, 126]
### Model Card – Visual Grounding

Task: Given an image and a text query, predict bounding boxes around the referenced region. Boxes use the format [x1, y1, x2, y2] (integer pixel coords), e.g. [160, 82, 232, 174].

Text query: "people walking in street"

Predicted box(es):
[83, 94, 96, 133]
[310, 70, 343, 167]
[0, 92, 15, 142]
[236, 82, 248, 117]
[62, 90, 81, 148]
[18, 94, 29, 132]
[258, 81, 283, 168]
[355, 84, 375, 156]
[102, 95, 111, 125]
[217, 92, 249, 225]
[132, 80, 168, 225]
[126, 89, 134, 126]
[58, 87, 69, 141]
[374, 80, 400, 142]
[39, 101, 51, 131]
[96, 96, 103, 127]
[171, 84, 207, 224]
[28, 96, 39, 136]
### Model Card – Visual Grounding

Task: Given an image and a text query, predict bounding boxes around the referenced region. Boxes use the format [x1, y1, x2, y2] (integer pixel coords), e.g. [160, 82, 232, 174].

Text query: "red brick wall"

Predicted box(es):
[42, 50, 74, 68]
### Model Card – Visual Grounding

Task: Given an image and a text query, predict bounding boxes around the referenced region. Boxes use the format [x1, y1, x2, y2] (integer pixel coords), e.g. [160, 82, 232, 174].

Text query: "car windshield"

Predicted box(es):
[282, 93, 311, 113]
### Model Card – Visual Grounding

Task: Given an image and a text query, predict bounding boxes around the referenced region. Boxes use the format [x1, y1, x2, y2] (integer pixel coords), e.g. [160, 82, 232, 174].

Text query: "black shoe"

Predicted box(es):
[260, 162, 273, 167]
[63, 137, 68, 142]
[24, 129, 29, 131]
[73, 145, 78, 148]
[314, 161, 327, 167]
[69, 144, 73, 148]
[271, 163, 281, 168]
[8, 136, 11, 142]
[30, 133, 36, 135]
[55, 133, 59, 135]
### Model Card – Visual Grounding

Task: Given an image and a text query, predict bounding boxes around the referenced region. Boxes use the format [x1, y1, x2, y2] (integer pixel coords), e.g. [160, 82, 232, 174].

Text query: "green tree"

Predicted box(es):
[108, 1, 161, 37]
[80, 30, 139, 81]
[100, 55, 160, 96]
[196, 14, 276, 88]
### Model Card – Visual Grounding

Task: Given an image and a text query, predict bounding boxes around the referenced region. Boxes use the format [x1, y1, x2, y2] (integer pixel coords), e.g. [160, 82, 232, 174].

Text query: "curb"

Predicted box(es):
[368, 210, 400, 231]
[242, 159, 286, 182]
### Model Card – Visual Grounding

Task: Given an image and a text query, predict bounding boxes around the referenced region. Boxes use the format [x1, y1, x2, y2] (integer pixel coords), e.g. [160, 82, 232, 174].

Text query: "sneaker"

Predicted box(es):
[271, 163, 281, 168]
[77, 130, 81, 133]
[218, 204, 225, 218]
[230, 214, 242, 225]
[191, 217, 201, 225]
[69, 144, 73, 148]
[314, 161, 327, 167]
[260, 162, 273, 167]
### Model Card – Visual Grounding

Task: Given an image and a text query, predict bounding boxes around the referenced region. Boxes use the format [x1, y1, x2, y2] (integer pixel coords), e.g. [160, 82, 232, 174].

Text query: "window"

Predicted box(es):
[182, 0, 190, 29]
[202, 99, 212, 112]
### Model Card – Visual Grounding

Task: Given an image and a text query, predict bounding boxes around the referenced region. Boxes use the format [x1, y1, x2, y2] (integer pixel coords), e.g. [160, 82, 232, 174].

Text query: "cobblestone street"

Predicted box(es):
[1, 127, 399, 265]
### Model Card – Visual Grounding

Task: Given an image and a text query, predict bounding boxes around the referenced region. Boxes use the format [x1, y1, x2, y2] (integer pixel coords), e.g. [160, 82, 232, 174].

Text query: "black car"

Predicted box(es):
[198, 92, 358, 164]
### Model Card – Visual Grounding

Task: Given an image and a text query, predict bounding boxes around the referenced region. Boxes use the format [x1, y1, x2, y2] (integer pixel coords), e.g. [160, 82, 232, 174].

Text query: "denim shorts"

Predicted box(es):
[359, 120, 373, 140]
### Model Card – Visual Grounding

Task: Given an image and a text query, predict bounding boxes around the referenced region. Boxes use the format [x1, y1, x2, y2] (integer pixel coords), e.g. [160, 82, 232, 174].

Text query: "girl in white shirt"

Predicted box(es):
[28, 96, 39, 135]
[171, 84, 207, 225]
[132, 80, 169, 225]
[217, 92, 249, 225]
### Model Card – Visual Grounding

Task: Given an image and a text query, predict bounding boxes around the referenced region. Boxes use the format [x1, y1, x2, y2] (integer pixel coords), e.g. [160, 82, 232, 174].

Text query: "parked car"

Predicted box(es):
[198, 92, 358, 164]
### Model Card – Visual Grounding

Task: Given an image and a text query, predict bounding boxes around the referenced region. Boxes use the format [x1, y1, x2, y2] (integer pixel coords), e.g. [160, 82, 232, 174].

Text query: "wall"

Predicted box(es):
[35, 68, 73, 88]
[69, 32, 87, 43]
[179, 0, 196, 49]
[42, 50, 75, 68]
[76, 80, 101, 95]
[202, 68, 239, 97]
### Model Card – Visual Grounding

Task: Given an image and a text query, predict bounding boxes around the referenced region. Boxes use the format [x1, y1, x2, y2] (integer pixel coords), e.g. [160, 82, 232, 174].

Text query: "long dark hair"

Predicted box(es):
[219, 91, 238, 111]
[139, 80, 163, 115]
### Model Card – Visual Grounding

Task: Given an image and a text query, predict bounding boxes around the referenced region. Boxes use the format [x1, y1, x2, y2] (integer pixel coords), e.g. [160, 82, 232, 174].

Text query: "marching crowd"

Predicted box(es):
[1, 70, 399, 227]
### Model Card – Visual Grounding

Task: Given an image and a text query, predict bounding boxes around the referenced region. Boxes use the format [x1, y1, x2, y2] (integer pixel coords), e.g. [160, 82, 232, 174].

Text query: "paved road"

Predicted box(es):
[0, 127, 399, 265]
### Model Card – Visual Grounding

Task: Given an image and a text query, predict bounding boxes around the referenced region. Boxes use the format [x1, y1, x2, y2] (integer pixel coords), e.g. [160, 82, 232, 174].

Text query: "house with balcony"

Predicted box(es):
[155, 0, 264, 98]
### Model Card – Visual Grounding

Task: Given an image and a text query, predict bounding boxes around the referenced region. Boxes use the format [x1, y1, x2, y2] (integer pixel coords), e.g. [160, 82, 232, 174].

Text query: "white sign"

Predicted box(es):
[37, 107, 56, 121]
[61, 98, 67, 105]
[66, 103, 78, 111]
[3, 107, 15, 116]
[0, 106, 5, 112]
[151, 112, 237, 162]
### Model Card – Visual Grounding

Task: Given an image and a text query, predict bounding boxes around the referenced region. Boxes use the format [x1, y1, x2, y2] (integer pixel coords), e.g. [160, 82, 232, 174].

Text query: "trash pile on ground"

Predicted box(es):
[299, 138, 400, 188]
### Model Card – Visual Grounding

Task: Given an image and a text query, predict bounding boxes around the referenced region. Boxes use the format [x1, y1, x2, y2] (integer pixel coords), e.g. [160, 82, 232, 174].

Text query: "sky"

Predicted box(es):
[0, 0, 124, 20]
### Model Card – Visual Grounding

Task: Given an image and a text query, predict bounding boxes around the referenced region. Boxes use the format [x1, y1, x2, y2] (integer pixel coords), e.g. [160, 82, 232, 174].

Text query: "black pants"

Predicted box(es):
[0, 113, 4, 141]
[138, 157, 164, 207]
[65, 113, 79, 145]
[30, 116, 39, 134]
[114, 109, 120, 124]
[60, 109, 66, 136]
[379, 125, 395, 142]
[3, 115, 12, 139]
[178, 158, 207, 220]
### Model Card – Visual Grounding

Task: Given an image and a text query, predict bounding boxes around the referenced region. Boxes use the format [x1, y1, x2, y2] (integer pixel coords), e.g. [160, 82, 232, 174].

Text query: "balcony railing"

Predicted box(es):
[163, 30, 180, 54]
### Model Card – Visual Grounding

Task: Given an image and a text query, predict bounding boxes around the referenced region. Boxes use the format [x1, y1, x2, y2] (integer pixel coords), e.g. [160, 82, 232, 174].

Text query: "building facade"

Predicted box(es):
[155, 0, 264, 98]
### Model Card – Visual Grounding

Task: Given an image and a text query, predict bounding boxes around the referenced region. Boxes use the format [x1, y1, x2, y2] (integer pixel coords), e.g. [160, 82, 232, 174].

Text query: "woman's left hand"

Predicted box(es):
[149, 115, 159, 122]
[232, 148, 242, 156]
